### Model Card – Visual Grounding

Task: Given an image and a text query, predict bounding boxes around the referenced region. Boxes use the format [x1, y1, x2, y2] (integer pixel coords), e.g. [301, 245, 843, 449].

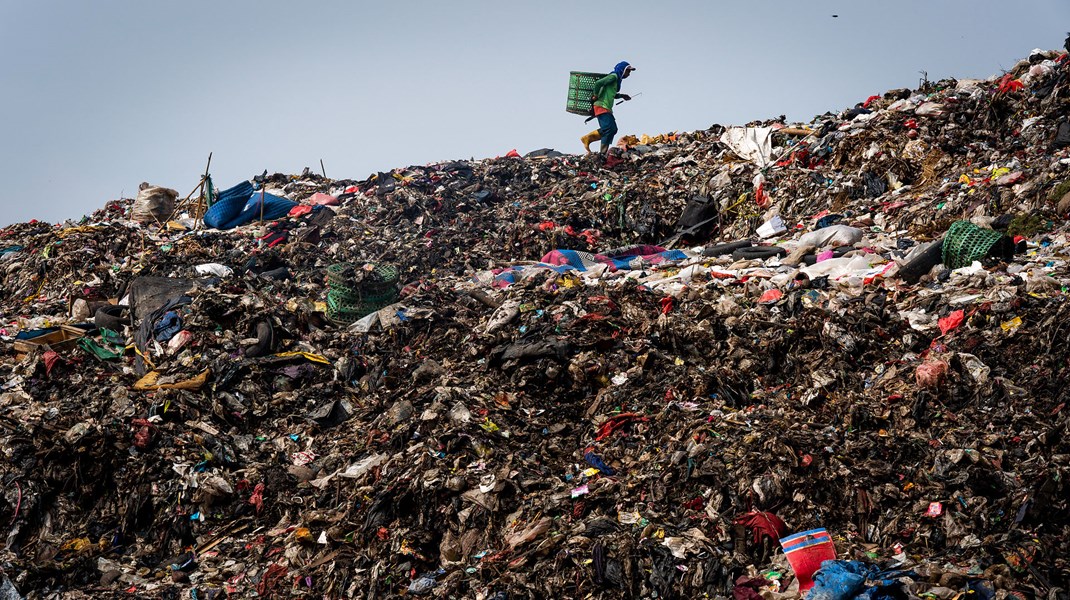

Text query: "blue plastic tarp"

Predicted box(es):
[203, 181, 297, 230]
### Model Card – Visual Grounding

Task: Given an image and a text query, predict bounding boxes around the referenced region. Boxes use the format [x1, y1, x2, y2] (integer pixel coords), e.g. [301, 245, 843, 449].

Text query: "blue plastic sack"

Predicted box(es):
[584, 451, 616, 475]
[204, 181, 253, 229]
[809, 560, 916, 600]
[227, 192, 297, 229]
[202, 181, 296, 230]
[808, 560, 869, 600]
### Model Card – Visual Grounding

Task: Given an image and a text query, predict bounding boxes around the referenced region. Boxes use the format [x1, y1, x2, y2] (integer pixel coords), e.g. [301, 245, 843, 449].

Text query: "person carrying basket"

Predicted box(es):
[580, 61, 636, 155]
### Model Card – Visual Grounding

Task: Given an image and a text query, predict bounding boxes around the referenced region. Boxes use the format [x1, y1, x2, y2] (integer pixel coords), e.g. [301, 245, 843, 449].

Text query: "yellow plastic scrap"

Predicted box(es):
[1000, 316, 1023, 332]
[56, 226, 99, 238]
[132, 345, 157, 370]
[271, 351, 330, 365]
[133, 368, 210, 391]
[22, 277, 46, 304]
[61, 537, 93, 553]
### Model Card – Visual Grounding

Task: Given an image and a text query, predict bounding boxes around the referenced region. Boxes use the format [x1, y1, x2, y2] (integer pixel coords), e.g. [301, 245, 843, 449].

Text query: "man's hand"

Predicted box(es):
[617, 94, 631, 101]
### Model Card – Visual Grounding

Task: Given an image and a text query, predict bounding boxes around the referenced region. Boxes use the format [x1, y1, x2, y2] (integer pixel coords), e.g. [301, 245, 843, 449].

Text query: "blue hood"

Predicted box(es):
[613, 61, 631, 80]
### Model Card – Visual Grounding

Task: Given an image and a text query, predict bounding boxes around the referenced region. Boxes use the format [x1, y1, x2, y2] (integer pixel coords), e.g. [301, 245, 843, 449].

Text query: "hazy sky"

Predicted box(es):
[1, 1, 1067, 226]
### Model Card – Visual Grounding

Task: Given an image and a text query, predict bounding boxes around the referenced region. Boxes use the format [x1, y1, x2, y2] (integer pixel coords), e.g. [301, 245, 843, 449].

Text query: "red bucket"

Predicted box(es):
[780, 528, 836, 592]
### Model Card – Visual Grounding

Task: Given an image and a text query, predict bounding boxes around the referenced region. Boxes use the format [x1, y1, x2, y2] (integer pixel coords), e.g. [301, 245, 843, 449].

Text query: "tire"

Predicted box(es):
[731, 245, 787, 260]
[702, 240, 752, 257]
[94, 305, 130, 331]
[899, 239, 944, 284]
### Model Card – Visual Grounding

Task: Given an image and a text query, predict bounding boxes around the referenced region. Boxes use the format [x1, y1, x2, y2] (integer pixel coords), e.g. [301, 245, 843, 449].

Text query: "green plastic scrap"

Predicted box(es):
[100, 328, 125, 348]
[78, 337, 122, 360]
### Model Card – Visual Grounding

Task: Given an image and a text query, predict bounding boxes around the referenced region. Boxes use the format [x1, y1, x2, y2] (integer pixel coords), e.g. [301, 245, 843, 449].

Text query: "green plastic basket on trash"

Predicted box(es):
[941, 221, 1008, 269]
[325, 262, 400, 326]
[566, 71, 607, 116]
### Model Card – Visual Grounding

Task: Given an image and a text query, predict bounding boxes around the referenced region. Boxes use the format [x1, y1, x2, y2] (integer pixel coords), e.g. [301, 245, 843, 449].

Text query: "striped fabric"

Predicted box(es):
[780, 528, 832, 553]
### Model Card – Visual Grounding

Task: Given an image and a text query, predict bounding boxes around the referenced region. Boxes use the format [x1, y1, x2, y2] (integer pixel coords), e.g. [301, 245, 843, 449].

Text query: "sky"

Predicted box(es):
[0, 0, 1067, 226]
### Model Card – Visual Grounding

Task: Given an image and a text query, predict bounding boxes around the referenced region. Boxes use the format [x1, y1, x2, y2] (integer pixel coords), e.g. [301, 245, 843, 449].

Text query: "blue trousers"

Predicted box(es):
[597, 113, 618, 150]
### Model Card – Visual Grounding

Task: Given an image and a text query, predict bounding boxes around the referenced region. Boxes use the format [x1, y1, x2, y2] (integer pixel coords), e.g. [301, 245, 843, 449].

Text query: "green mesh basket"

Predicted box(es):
[327, 289, 362, 313]
[326, 286, 400, 326]
[941, 221, 1006, 269]
[325, 262, 400, 326]
[326, 304, 362, 326]
[327, 262, 399, 295]
[326, 263, 353, 287]
[361, 263, 399, 296]
[566, 71, 607, 116]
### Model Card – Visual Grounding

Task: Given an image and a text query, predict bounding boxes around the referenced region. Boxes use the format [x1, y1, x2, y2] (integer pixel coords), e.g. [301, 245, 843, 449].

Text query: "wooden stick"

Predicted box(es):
[183, 178, 206, 203]
[195, 152, 213, 230]
[320, 159, 327, 178]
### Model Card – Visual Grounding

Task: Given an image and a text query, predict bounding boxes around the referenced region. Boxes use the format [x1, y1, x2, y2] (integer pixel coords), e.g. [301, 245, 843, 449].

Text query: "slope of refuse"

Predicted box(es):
[1, 49, 1070, 599]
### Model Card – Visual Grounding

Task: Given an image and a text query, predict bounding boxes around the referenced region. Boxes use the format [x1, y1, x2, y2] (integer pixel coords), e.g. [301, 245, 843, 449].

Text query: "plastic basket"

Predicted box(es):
[327, 262, 399, 296]
[326, 263, 353, 286]
[361, 263, 400, 296]
[941, 221, 1006, 269]
[326, 286, 400, 326]
[780, 529, 836, 592]
[566, 71, 607, 116]
[326, 304, 362, 326]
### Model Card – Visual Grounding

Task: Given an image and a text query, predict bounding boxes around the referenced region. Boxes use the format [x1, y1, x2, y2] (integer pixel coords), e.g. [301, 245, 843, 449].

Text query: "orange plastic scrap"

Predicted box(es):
[133, 368, 210, 391]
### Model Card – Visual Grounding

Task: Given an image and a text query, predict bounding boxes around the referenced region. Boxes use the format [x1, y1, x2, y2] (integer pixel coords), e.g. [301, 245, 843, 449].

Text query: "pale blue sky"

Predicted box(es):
[1, 1, 1067, 226]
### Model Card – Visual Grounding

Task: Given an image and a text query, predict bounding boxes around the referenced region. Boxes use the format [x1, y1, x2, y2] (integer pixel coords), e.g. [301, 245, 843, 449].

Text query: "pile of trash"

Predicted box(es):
[1, 47, 1070, 599]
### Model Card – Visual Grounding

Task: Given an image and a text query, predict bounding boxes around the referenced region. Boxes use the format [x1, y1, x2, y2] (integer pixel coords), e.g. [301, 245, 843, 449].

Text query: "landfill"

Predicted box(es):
[1, 47, 1070, 599]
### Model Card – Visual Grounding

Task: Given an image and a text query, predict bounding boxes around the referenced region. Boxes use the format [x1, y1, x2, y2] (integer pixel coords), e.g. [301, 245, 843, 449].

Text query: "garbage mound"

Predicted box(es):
[2, 49, 1070, 599]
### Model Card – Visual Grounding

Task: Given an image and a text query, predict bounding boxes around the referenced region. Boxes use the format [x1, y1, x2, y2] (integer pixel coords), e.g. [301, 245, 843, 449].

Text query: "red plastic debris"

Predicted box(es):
[938, 309, 965, 335]
[248, 482, 265, 514]
[758, 289, 783, 304]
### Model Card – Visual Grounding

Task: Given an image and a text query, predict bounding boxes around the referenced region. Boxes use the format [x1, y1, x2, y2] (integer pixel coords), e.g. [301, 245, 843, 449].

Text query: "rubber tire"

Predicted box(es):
[899, 239, 944, 284]
[731, 246, 787, 260]
[703, 240, 753, 257]
[94, 305, 130, 331]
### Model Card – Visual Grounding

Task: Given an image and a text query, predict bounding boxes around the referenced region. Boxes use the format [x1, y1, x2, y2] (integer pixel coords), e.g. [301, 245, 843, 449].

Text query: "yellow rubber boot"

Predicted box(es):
[580, 130, 601, 153]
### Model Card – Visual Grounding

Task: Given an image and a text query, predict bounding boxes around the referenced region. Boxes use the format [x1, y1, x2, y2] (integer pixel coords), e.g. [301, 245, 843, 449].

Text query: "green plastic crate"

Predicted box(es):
[566, 71, 607, 116]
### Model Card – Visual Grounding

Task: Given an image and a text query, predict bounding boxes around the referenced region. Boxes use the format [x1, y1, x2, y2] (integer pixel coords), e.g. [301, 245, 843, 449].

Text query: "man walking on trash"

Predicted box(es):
[580, 61, 635, 156]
